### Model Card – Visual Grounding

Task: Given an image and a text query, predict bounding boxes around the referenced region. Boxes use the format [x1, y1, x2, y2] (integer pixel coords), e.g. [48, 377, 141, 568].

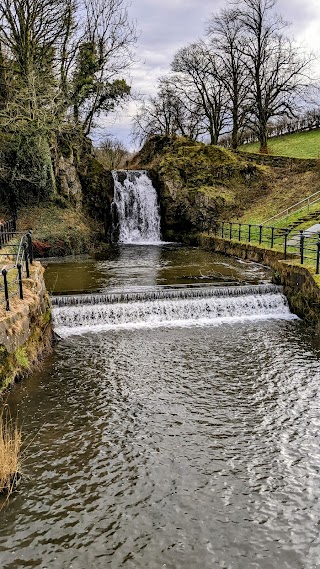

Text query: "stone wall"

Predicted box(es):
[236, 151, 319, 172]
[0, 262, 53, 393]
[197, 235, 320, 326]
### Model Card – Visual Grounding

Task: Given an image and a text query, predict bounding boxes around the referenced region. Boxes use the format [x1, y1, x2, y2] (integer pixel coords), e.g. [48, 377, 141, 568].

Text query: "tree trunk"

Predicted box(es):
[231, 117, 239, 150]
[259, 126, 268, 154]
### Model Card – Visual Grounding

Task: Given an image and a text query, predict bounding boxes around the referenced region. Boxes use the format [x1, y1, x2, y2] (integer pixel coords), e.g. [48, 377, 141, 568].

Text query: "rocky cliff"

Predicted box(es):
[131, 136, 269, 240]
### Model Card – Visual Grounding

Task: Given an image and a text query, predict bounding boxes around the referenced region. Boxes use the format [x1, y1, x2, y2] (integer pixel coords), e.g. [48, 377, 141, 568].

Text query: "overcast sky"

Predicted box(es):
[92, 0, 320, 150]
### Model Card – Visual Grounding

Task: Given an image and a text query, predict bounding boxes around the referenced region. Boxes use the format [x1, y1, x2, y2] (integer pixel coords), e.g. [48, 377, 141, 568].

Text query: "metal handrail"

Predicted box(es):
[0, 231, 33, 311]
[262, 190, 320, 225]
[212, 220, 320, 274]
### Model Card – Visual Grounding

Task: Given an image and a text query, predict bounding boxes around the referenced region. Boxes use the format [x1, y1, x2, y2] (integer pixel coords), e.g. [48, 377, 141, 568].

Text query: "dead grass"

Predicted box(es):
[238, 168, 320, 223]
[17, 203, 99, 256]
[0, 406, 21, 500]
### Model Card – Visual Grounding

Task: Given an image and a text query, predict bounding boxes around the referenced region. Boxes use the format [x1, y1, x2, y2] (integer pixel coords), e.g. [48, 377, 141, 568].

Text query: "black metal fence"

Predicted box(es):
[0, 218, 17, 248]
[0, 230, 33, 311]
[213, 221, 320, 274]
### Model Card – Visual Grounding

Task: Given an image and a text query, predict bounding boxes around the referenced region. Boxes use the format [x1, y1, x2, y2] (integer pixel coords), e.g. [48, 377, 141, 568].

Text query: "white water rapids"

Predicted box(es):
[52, 285, 296, 338]
[112, 170, 161, 244]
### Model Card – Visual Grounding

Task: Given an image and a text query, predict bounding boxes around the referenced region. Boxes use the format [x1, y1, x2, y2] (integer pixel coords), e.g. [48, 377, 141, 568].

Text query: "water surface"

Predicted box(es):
[44, 244, 271, 295]
[1, 246, 319, 569]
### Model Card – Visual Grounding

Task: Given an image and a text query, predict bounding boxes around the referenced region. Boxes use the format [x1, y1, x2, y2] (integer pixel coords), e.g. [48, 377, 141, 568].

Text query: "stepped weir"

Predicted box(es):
[51, 284, 295, 337]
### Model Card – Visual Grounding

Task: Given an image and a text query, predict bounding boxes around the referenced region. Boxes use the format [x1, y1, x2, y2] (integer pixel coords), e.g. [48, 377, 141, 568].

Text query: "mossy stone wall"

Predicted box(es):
[0, 262, 53, 393]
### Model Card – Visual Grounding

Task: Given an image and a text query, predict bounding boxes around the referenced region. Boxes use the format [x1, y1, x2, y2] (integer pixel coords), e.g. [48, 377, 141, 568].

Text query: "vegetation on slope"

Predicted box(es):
[133, 136, 272, 234]
[238, 165, 320, 224]
[133, 136, 320, 235]
[239, 129, 320, 159]
[17, 203, 102, 257]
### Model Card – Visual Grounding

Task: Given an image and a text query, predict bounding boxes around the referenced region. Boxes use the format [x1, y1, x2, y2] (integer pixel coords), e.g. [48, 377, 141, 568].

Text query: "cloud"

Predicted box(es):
[92, 0, 320, 149]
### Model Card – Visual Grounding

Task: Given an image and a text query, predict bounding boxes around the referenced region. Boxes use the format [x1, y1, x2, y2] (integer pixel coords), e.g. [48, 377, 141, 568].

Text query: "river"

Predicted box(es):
[1, 244, 320, 569]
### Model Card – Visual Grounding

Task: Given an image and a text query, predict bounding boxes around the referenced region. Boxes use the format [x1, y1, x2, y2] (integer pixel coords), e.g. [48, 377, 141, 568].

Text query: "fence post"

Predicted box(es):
[17, 263, 23, 299]
[238, 223, 241, 242]
[271, 227, 274, 249]
[27, 231, 33, 264]
[284, 229, 289, 260]
[316, 236, 320, 275]
[259, 225, 262, 245]
[23, 243, 30, 278]
[2, 269, 9, 311]
[300, 230, 305, 265]
[248, 224, 251, 243]
[229, 222, 232, 240]
[222, 221, 225, 238]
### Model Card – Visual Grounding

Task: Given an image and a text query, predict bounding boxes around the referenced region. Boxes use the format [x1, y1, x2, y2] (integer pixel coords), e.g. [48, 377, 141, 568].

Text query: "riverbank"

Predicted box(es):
[196, 234, 320, 326]
[0, 261, 53, 394]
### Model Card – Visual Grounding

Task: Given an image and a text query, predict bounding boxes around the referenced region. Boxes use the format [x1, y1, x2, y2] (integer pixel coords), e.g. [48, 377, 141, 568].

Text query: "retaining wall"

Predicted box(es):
[198, 235, 320, 326]
[0, 262, 53, 393]
[236, 151, 319, 171]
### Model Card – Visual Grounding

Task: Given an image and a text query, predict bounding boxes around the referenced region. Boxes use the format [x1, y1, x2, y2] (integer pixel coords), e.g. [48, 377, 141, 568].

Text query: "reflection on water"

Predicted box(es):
[1, 321, 320, 568]
[43, 244, 271, 295]
[1, 246, 319, 569]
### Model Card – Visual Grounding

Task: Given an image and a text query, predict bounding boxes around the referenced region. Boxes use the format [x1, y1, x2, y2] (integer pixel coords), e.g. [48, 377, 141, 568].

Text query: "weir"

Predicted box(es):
[112, 170, 161, 244]
[52, 284, 296, 337]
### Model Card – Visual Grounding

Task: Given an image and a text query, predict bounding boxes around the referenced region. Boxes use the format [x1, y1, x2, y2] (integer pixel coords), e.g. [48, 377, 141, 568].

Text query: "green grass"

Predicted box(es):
[239, 129, 320, 159]
[271, 202, 320, 229]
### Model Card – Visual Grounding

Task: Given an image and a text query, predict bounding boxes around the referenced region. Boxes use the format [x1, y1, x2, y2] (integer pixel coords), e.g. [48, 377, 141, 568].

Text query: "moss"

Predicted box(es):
[15, 348, 29, 370]
[133, 136, 272, 238]
[0, 296, 52, 394]
[77, 154, 114, 241]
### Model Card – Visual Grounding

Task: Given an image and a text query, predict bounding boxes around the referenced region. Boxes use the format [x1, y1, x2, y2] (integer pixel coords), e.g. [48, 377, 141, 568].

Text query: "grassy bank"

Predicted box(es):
[237, 166, 320, 224]
[239, 129, 320, 159]
[17, 203, 103, 257]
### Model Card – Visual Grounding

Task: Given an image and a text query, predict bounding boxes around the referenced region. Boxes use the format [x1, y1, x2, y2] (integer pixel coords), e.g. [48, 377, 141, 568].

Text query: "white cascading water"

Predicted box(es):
[52, 285, 297, 337]
[112, 170, 161, 244]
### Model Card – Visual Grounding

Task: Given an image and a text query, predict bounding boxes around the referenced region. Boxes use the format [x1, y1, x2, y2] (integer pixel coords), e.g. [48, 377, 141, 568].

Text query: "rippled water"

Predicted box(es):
[1, 246, 320, 569]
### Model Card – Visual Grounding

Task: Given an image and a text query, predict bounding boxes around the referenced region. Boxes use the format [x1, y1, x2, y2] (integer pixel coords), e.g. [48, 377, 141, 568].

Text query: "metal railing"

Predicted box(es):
[262, 190, 320, 225]
[0, 218, 17, 247]
[0, 231, 33, 311]
[213, 221, 320, 274]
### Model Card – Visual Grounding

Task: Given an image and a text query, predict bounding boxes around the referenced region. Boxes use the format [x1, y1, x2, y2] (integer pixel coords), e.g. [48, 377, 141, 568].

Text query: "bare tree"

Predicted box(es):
[96, 137, 130, 169]
[71, 0, 136, 134]
[238, 0, 311, 153]
[0, 0, 137, 133]
[172, 42, 229, 145]
[207, 9, 250, 149]
[132, 76, 206, 144]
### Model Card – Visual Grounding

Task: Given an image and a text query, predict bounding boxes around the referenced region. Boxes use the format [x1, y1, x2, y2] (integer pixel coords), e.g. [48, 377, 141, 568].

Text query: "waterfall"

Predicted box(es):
[52, 284, 297, 337]
[112, 170, 161, 244]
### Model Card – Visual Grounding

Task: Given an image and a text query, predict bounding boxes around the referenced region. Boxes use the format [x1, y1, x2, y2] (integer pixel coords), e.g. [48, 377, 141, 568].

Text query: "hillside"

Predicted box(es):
[132, 136, 320, 236]
[239, 129, 320, 159]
